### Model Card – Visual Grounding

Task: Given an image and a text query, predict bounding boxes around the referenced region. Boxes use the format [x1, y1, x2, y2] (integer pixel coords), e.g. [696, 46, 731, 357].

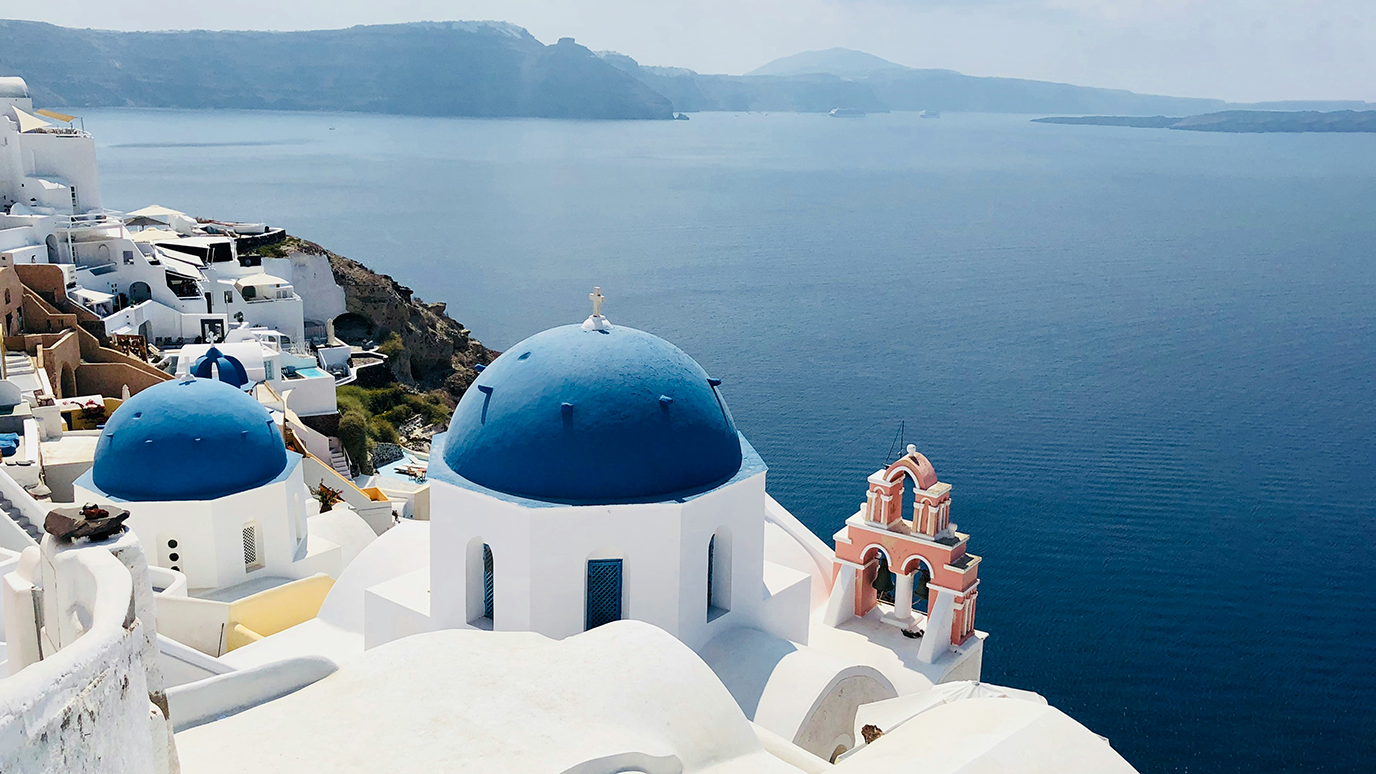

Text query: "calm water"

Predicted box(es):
[81, 108, 1376, 772]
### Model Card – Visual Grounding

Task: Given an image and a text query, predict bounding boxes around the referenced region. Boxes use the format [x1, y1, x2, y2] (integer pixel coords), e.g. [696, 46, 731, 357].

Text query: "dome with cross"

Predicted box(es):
[435, 291, 744, 504]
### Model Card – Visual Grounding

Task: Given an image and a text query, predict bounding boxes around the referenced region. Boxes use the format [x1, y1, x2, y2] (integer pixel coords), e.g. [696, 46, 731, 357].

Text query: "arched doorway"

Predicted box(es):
[707, 527, 732, 620]
[466, 537, 494, 628]
[96, 243, 110, 264]
[129, 281, 152, 304]
[45, 234, 59, 263]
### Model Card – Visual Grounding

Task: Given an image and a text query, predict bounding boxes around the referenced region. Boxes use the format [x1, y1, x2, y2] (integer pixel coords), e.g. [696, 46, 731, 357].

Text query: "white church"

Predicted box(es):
[3, 290, 1137, 773]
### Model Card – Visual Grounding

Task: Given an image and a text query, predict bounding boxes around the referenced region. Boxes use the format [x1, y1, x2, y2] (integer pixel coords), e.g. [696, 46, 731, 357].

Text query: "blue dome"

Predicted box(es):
[440, 324, 743, 504]
[191, 346, 249, 388]
[92, 378, 289, 501]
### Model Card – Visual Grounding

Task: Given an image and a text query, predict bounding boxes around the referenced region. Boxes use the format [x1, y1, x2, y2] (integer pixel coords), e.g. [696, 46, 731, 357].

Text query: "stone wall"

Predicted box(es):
[77, 361, 169, 397]
[12, 283, 172, 399]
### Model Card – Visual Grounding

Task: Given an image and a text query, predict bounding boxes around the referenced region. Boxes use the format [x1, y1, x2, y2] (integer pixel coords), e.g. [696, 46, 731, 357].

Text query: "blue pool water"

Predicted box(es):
[82, 108, 1376, 772]
[290, 367, 330, 379]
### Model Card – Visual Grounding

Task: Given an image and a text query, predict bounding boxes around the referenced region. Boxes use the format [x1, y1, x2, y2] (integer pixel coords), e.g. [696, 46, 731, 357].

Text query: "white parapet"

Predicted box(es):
[0, 529, 179, 774]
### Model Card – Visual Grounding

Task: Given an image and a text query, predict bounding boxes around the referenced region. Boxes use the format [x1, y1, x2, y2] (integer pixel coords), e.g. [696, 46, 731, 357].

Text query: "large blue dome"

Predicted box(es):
[92, 378, 289, 501]
[439, 324, 743, 504]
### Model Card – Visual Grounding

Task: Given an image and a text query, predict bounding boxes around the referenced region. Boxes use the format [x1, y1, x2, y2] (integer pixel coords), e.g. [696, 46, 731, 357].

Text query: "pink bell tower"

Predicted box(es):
[826, 445, 981, 662]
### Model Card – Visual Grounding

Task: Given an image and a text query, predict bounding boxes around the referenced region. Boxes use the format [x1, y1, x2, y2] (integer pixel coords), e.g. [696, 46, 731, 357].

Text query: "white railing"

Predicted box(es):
[56, 212, 122, 232]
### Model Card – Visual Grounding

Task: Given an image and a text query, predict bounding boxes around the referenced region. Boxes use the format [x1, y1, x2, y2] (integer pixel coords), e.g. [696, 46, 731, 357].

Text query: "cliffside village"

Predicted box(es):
[0, 76, 1139, 774]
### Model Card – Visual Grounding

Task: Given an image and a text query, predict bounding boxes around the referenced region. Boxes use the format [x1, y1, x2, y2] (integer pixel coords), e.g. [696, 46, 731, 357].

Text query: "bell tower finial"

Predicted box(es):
[582, 286, 613, 331]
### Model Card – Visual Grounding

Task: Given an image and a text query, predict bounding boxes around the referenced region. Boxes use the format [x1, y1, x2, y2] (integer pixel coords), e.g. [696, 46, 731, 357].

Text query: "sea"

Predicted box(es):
[79, 107, 1376, 773]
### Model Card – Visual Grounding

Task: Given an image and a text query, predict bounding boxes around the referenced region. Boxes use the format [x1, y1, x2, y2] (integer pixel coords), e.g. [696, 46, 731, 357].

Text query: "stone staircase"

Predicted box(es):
[327, 438, 353, 480]
[0, 492, 43, 542]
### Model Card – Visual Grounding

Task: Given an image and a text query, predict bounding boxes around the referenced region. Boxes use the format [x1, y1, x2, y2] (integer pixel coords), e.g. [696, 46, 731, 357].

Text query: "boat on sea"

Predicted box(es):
[918, 110, 941, 119]
[828, 107, 866, 118]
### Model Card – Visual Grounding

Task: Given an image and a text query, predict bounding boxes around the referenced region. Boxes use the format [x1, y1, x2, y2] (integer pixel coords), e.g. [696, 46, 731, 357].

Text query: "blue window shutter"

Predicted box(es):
[586, 559, 623, 630]
[707, 536, 716, 613]
[482, 544, 494, 620]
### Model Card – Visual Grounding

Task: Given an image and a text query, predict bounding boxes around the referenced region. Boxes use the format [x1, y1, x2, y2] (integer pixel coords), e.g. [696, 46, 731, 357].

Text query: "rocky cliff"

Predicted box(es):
[278, 237, 495, 400]
[0, 20, 673, 120]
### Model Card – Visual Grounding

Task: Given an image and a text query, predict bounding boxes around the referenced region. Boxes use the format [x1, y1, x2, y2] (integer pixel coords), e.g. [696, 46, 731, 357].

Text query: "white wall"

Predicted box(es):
[73, 456, 326, 592]
[16, 132, 102, 213]
[427, 470, 782, 649]
[279, 373, 336, 418]
[0, 532, 174, 774]
[264, 252, 346, 327]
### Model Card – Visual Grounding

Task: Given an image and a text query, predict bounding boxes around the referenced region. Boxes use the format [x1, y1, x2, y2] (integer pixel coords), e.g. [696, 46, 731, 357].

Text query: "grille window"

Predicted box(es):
[707, 536, 715, 611]
[585, 559, 623, 631]
[242, 524, 262, 570]
[482, 544, 494, 620]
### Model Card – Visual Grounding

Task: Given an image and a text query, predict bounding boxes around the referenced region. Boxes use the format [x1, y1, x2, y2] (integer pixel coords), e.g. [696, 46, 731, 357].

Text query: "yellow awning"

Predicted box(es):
[11, 107, 50, 133]
[35, 108, 76, 123]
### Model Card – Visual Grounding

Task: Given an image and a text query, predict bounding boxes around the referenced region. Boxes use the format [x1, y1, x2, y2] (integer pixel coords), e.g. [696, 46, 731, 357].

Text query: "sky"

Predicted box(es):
[9, 0, 1375, 102]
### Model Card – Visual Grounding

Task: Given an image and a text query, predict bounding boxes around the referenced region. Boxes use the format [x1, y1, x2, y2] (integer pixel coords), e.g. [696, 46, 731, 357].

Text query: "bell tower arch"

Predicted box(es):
[827, 446, 982, 663]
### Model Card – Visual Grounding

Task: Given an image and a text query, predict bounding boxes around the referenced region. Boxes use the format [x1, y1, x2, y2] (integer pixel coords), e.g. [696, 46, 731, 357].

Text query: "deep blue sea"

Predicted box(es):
[80, 108, 1375, 773]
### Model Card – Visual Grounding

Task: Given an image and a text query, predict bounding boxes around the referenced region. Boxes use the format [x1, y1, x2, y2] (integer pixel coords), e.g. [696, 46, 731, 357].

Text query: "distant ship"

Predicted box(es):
[673, 113, 690, 121]
[828, 107, 866, 118]
[918, 110, 941, 119]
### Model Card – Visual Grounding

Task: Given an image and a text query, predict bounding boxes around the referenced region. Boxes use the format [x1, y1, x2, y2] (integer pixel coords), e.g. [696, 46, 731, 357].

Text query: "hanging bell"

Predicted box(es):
[916, 568, 930, 599]
[872, 556, 896, 600]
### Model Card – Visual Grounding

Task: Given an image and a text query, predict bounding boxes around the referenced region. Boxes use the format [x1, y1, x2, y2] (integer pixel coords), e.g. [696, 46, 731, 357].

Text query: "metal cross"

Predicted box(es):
[590, 286, 606, 317]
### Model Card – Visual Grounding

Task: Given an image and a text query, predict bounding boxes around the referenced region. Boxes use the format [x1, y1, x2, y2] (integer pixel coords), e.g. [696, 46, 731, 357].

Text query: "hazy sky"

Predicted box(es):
[11, 1, 1375, 102]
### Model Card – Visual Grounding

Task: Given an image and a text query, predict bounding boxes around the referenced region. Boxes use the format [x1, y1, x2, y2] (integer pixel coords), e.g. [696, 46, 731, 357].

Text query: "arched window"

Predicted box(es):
[707, 527, 732, 621]
[466, 538, 494, 627]
[585, 558, 623, 631]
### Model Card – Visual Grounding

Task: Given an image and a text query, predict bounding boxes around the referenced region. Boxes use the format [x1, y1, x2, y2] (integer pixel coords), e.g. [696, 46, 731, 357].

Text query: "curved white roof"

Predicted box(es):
[176, 622, 796, 774]
[0, 77, 29, 98]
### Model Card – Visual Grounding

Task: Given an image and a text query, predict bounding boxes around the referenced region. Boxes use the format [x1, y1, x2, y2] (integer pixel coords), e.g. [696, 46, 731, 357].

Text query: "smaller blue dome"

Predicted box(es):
[191, 346, 249, 388]
[92, 378, 289, 501]
[439, 324, 743, 504]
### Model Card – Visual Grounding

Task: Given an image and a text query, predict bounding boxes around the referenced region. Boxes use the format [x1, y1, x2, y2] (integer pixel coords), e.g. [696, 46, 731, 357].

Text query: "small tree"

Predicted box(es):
[337, 409, 370, 474]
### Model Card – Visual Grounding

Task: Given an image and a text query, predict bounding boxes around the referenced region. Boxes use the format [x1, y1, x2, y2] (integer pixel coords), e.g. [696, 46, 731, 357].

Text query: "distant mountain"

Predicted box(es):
[745, 48, 912, 78]
[1034, 110, 1376, 133]
[0, 20, 673, 120]
[745, 48, 1226, 116]
[598, 52, 886, 113]
[2, 21, 1363, 121]
[864, 69, 1225, 116]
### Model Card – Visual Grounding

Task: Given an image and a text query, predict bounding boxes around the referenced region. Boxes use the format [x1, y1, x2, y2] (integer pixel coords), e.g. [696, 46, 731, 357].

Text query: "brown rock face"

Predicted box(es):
[288, 237, 495, 401]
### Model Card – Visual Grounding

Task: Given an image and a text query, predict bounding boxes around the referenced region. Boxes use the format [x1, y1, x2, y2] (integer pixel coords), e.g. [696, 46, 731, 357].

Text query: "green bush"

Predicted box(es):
[377, 332, 405, 359]
[332, 384, 455, 467]
[370, 416, 399, 445]
[337, 410, 370, 474]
